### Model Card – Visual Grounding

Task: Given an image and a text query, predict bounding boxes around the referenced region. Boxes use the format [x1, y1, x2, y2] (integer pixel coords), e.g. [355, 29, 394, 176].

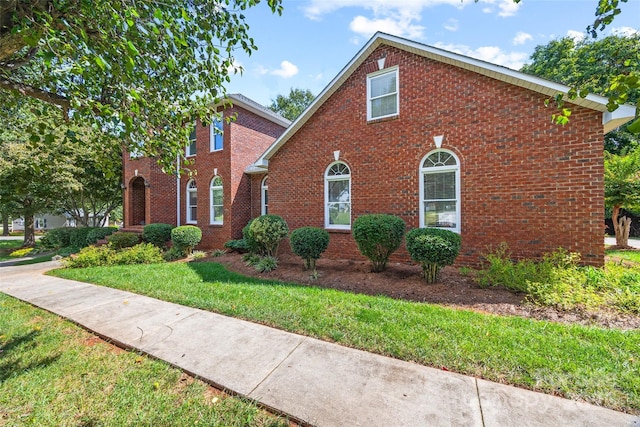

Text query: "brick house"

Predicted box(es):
[122, 94, 290, 248]
[246, 32, 635, 266]
[123, 33, 635, 266]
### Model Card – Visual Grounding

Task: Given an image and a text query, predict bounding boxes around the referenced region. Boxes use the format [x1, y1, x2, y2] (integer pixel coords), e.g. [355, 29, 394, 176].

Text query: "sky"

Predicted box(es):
[224, 0, 640, 108]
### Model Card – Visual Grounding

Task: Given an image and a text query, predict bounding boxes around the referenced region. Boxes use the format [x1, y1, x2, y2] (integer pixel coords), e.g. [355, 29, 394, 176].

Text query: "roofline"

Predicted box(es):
[254, 32, 636, 168]
[214, 93, 291, 128]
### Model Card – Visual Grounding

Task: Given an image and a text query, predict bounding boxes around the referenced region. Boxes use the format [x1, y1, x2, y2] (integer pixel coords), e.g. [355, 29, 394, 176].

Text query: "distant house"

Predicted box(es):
[123, 32, 636, 266]
[12, 214, 69, 232]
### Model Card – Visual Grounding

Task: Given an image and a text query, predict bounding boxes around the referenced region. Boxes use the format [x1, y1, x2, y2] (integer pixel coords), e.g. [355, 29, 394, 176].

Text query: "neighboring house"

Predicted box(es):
[122, 94, 290, 248]
[123, 33, 635, 267]
[12, 214, 69, 231]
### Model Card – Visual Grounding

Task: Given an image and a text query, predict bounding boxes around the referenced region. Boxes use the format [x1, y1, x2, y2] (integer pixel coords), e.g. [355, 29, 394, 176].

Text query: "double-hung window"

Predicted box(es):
[419, 150, 460, 232]
[261, 176, 268, 215]
[367, 67, 399, 121]
[210, 119, 223, 151]
[325, 162, 351, 229]
[186, 179, 197, 223]
[210, 176, 223, 224]
[186, 127, 197, 157]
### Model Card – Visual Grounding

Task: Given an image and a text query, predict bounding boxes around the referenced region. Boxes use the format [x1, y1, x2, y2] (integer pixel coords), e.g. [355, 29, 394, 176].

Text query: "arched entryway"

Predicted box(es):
[130, 177, 147, 226]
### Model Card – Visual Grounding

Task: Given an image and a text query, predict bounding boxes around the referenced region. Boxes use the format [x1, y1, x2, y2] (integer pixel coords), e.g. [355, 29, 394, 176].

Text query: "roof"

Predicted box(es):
[223, 93, 291, 128]
[247, 32, 637, 172]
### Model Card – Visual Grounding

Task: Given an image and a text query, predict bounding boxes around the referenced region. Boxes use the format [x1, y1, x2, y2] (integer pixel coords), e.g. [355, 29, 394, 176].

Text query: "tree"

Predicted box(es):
[604, 146, 640, 247]
[521, 34, 640, 153]
[269, 88, 315, 121]
[0, 0, 283, 170]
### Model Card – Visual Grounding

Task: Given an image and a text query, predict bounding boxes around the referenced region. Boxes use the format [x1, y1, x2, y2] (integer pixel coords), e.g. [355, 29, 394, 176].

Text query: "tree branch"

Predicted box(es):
[0, 77, 70, 113]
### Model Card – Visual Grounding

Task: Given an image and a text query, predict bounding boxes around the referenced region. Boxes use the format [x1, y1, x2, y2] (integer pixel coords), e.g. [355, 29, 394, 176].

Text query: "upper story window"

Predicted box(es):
[367, 67, 399, 121]
[210, 119, 223, 152]
[261, 176, 268, 215]
[325, 161, 351, 229]
[186, 179, 197, 224]
[419, 150, 460, 233]
[186, 127, 197, 157]
[210, 176, 223, 224]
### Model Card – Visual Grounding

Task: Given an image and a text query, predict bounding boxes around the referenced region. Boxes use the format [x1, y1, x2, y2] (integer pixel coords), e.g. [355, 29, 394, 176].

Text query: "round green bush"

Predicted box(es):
[142, 223, 174, 248]
[247, 215, 289, 257]
[242, 219, 260, 254]
[405, 228, 461, 283]
[171, 225, 202, 255]
[86, 227, 118, 246]
[352, 214, 405, 272]
[290, 227, 330, 270]
[107, 232, 141, 250]
[40, 227, 75, 250]
[70, 227, 97, 249]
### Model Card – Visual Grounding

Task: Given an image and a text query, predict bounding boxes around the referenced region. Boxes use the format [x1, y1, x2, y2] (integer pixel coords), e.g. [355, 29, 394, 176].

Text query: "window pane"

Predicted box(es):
[328, 179, 350, 203]
[213, 120, 223, 150]
[213, 206, 223, 223]
[424, 172, 455, 200]
[212, 189, 223, 205]
[423, 201, 457, 228]
[189, 206, 197, 220]
[329, 203, 350, 226]
[371, 94, 397, 118]
[264, 189, 268, 205]
[189, 191, 197, 205]
[370, 73, 396, 98]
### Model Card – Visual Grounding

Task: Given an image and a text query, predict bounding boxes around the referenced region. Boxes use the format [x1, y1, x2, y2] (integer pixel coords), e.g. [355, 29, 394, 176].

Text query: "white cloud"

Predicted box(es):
[349, 15, 425, 39]
[434, 42, 529, 70]
[566, 30, 586, 43]
[270, 61, 299, 78]
[512, 31, 532, 45]
[476, 0, 521, 17]
[443, 19, 459, 32]
[256, 65, 269, 76]
[611, 26, 640, 37]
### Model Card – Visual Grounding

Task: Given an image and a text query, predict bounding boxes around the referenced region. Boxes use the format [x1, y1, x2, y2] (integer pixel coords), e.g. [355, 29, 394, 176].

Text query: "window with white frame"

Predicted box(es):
[261, 176, 268, 215]
[186, 179, 197, 223]
[325, 162, 351, 229]
[419, 150, 460, 232]
[186, 127, 197, 157]
[210, 176, 223, 224]
[210, 118, 223, 151]
[367, 67, 399, 121]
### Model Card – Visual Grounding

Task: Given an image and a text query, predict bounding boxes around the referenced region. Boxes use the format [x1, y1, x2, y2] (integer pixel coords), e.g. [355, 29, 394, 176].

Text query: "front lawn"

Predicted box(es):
[607, 248, 640, 265]
[52, 261, 640, 414]
[0, 239, 23, 261]
[0, 294, 289, 426]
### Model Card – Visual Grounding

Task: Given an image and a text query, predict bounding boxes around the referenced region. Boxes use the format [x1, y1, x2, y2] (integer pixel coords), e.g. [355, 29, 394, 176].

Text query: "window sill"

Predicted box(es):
[325, 228, 351, 234]
[367, 114, 399, 124]
[210, 149, 223, 153]
[209, 223, 223, 227]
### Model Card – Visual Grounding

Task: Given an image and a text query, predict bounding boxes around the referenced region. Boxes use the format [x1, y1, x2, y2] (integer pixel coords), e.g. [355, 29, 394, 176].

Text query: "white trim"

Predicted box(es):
[324, 161, 352, 230]
[367, 66, 399, 121]
[186, 125, 197, 157]
[209, 176, 223, 225]
[419, 149, 461, 233]
[186, 179, 197, 224]
[209, 118, 224, 152]
[261, 176, 268, 216]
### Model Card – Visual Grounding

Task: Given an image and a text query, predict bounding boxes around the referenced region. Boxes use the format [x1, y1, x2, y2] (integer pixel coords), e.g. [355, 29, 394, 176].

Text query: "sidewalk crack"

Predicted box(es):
[475, 378, 486, 427]
[248, 336, 308, 396]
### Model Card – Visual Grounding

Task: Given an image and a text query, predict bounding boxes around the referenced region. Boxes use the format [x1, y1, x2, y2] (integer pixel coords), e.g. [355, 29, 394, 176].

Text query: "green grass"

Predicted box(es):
[0, 294, 288, 426]
[607, 249, 640, 265]
[51, 261, 640, 414]
[0, 239, 23, 260]
[13, 253, 55, 265]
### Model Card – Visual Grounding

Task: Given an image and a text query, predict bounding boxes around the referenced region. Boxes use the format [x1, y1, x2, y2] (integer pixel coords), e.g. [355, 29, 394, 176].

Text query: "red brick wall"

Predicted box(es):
[267, 45, 605, 266]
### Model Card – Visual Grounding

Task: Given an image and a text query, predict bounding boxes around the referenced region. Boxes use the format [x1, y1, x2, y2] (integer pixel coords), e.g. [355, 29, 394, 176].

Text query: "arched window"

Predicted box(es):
[210, 176, 223, 224]
[186, 179, 197, 224]
[325, 161, 351, 229]
[261, 176, 268, 215]
[419, 150, 460, 232]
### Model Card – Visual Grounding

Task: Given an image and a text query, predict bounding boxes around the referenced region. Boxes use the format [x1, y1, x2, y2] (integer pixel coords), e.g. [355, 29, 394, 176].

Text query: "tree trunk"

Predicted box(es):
[612, 205, 632, 247]
[23, 213, 36, 247]
[1, 214, 8, 236]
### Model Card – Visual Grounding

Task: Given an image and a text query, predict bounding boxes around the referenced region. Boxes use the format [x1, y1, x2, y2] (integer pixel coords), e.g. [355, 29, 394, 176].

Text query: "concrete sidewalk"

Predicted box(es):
[1, 262, 638, 427]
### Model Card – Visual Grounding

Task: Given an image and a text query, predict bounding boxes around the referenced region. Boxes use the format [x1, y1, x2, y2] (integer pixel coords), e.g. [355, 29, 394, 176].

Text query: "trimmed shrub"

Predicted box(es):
[70, 227, 96, 249]
[290, 227, 330, 271]
[352, 214, 405, 272]
[57, 246, 81, 257]
[163, 246, 184, 261]
[86, 227, 118, 246]
[247, 215, 289, 257]
[405, 228, 461, 283]
[142, 223, 174, 248]
[112, 243, 164, 265]
[40, 227, 76, 250]
[171, 225, 202, 255]
[64, 246, 115, 268]
[242, 219, 260, 254]
[255, 255, 278, 273]
[107, 232, 141, 250]
[224, 239, 249, 253]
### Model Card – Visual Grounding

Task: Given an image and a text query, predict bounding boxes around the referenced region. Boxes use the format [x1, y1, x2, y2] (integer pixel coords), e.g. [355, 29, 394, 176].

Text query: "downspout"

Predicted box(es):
[176, 155, 181, 226]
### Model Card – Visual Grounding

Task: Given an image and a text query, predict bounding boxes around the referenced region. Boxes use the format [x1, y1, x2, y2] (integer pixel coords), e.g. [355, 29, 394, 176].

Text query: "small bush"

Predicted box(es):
[254, 256, 278, 273]
[242, 219, 260, 254]
[70, 227, 96, 249]
[163, 246, 184, 261]
[57, 246, 81, 257]
[243, 253, 261, 267]
[171, 226, 202, 255]
[107, 232, 141, 250]
[112, 243, 164, 265]
[9, 247, 34, 258]
[40, 227, 76, 250]
[210, 249, 227, 257]
[189, 250, 207, 260]
[405, 228, 461, 283]
[86, 227, 118, 246]
[64, 246, 115, 268]
[247, 215, 289, 257]
[143, 223, 174, 248]
[352, 214, 405, 272]
[290, 227, 330, 271]
[224, 239, 248, 253]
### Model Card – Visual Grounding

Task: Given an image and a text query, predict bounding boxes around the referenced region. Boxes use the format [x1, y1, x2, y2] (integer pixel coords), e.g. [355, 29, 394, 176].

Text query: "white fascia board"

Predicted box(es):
[603, 104, 637, 133]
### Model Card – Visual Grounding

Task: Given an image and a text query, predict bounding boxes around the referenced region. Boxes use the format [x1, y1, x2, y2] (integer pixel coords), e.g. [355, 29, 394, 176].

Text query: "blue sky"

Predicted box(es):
[226, 0, 640, 107]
